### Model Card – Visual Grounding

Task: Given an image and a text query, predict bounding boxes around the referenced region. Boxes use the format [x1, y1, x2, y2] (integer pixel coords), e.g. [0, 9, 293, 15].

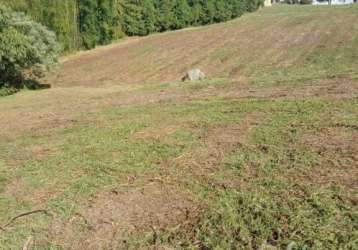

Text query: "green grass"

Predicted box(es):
[123, 99, 357, 249]
[1, 98, 357, 249]
[193, 99, 357, 250]
[0, 4, 357, 249]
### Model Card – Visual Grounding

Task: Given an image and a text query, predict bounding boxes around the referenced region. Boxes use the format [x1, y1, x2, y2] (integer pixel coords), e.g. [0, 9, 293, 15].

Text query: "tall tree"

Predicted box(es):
[97, 0, 122, 44]
[189, 0, 204, 26]
[201, 0, 216, 25]
[0, 0, 264, 52]
[78, 0, 98, 49]
[142, 0, 157, 35]
[214, 0, 232, 23]
[122, 0, 144, 35]
[157, 0, 175, 31]
[172, 0, 192, 29]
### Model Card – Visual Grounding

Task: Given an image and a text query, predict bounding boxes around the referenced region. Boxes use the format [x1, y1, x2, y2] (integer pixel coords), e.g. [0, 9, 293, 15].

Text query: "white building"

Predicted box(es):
[264, 0, 272, 6]
[264, 0, 284, 6]
[264, 0, 356, 5]
[313, 0, 354, 4]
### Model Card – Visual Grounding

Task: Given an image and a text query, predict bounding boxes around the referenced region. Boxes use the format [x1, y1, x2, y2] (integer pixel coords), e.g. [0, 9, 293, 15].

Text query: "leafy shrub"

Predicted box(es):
[0, 5, 60, 93]
[0, 87, 18, 97]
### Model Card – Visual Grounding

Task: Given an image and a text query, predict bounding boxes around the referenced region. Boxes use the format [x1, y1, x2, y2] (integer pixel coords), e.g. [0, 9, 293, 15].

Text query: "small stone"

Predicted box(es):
[182, 69, 206, 82]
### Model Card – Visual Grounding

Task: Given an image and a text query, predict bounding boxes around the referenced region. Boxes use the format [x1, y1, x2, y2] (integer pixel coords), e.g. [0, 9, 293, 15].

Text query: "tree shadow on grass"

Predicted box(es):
[1, 76, 51, 97]
[23, 79, 51, 90]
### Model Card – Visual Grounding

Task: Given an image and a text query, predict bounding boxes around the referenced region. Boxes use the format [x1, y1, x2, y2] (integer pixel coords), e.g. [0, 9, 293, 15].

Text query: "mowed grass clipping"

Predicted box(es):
[0, 4, 358, 250]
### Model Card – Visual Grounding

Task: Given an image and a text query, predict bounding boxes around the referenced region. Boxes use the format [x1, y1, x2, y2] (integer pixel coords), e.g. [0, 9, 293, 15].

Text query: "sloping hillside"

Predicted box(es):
[49, 5, 358, 87]
[0, 5, 357, 249]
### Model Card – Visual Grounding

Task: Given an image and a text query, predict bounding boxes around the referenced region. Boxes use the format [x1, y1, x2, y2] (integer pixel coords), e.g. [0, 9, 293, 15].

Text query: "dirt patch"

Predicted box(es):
[304, 127, 358, 160]
[131, 124, 182, 141]
[5, 176, 80, 207]
[49, 183, 196, 249]
[205, 119, 259, 147]
[4, 177, 27, 203]
[110, 77, 358, 111]
[301, 126, 358, 193]
[223, 77, 358, 100]
[167, 113, 263, 195]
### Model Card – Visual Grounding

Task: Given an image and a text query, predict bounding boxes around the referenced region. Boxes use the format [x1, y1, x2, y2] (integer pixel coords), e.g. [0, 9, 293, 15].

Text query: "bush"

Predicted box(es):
[0, 87, 18, 97]
[0, 5, 60, 93]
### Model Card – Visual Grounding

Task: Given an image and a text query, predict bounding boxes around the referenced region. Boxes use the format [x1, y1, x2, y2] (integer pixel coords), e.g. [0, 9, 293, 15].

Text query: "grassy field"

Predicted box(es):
[0, 5, 357, 249]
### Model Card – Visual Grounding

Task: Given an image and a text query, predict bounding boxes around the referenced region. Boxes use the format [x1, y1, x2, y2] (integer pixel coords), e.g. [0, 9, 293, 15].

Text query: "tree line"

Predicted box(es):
[1, 0, 263, 52]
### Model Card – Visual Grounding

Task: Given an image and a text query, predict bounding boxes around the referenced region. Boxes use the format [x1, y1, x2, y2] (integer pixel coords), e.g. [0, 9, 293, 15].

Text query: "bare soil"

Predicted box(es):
[49, 183, 196, 249]
[302, 126, 358, 194]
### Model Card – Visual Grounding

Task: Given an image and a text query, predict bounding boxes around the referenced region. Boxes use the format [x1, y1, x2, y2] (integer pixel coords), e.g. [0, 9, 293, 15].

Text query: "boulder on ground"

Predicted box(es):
[182, 69, 206, 82]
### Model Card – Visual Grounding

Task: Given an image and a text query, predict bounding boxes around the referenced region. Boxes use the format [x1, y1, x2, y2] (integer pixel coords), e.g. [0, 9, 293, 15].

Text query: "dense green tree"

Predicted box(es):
[142, 0, 157, 34]
[0, 5, 59, 90]
[172, 0, 192, 29]
[40, 1, 79, 51]
[0, 0, 79, 51]
[0, 0, 264, 51]
[97, 0, 116, 44]
[189, 0, 204, 26]
[245, 0, 264, 12]
[229, 0, 246, 18]
[156, 0, 175, 31]
[214, 0, 232, 22]
[78, 0, 98, 49]
[123, 0, 144, 35]
[201, 0, 216, 25]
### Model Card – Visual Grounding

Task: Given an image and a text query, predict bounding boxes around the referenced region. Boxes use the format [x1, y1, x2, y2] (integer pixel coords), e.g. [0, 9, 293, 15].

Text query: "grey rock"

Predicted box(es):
[182, 69, 206, 82]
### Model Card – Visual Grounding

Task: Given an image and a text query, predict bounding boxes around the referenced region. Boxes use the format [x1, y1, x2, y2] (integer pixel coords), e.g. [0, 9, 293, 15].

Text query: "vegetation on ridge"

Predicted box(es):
[0, 0, 264, 51]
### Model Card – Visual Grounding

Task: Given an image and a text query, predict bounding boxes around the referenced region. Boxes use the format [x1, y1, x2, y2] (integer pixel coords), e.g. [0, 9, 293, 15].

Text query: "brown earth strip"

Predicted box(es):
[301, 126, 358, 194]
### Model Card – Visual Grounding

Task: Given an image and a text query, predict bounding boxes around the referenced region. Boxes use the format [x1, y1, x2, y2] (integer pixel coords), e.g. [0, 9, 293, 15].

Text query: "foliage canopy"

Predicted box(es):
[0, 0, 264, 52]
[0, 5, 60, 90]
